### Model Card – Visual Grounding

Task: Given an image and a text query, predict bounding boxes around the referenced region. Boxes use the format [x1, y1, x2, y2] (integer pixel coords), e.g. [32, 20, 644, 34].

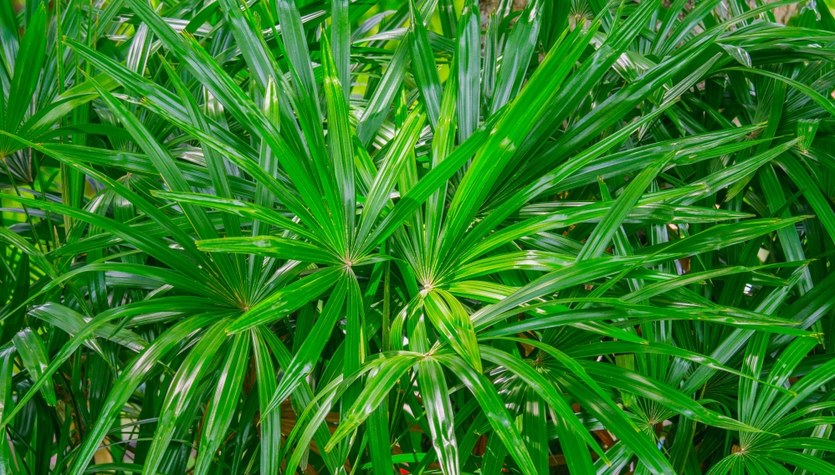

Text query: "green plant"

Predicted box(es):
[2, 0, 835, 473]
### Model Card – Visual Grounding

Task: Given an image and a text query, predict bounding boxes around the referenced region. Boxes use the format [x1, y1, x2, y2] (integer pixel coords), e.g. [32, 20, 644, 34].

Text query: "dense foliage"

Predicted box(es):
[2, 0, 835, 473]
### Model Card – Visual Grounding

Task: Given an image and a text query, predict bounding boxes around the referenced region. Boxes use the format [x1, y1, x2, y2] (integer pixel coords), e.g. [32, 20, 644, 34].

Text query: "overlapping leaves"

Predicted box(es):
[1, 0, 834, 474]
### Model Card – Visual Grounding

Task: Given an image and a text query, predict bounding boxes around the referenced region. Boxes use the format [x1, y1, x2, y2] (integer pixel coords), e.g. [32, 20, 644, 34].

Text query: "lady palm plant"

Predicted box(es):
[2, 0, 835, 473]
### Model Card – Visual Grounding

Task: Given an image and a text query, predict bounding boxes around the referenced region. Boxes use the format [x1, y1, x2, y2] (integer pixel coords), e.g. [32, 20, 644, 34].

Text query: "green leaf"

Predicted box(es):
[325, 353, 422, 451]
[423, 289, 482, 372]
[577, 152, 675, 260]
[2, 3, 46, 135]
[251, 330, 283, 475]
[490, 0, 542, 112]
[68, 314, 217, 475]
[194, 333, 250, 475]
[197, 235, 339, 264]
[142, 320, 229, 475]
[12, 329, 56, 406]
[417, 358, 460, 475]
[408, 0, 442, 127]
[228, 266, 343, 332]
[322, 33, 356, 253]
[265, 279, 348, 413]
[434, 352, 539, 475]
